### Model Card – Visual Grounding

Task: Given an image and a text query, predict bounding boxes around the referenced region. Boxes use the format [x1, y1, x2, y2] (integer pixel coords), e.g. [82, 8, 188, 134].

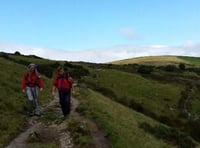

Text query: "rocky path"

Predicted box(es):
[6, 95, 111, 148]
[6, 96, 73, 148]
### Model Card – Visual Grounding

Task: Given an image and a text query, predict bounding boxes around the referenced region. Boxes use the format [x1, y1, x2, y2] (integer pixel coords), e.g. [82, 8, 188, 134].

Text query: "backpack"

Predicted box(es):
[25, 73, 39, 86]
[57, 72, 71, 90]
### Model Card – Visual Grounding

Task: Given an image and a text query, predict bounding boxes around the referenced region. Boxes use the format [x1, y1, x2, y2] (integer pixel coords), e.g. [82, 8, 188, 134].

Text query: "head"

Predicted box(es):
[28, 63, 36, 73]
[57, 66, 65, 75]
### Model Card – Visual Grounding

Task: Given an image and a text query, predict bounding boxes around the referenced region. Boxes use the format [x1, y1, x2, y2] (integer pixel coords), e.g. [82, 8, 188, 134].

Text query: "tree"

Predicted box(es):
[14, 51, 21, 55]
[179, 63, 186, 71]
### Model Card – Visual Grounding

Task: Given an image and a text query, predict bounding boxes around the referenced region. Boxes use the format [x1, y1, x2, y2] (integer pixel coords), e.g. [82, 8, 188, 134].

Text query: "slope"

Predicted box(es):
[78, 61, 200, 147]
[0, 55, 53, 147]
[1, 52, 200, 148]
[110, 55, 200, 66]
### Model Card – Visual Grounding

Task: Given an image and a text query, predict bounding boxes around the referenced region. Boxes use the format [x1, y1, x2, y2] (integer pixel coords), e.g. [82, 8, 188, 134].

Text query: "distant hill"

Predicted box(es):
[110, 55, 200, 66]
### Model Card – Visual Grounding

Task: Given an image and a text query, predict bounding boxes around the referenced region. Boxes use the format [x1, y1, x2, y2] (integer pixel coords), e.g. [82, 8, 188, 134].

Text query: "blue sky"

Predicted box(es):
[0, 0, 200, 62]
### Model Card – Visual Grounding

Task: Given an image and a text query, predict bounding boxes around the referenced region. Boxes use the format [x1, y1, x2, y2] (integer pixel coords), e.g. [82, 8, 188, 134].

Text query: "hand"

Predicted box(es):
[72, 89, 75, 95]
[40, 88, 43, 91]
[52, 91, 55, 97]
[22, 89, 25, 93]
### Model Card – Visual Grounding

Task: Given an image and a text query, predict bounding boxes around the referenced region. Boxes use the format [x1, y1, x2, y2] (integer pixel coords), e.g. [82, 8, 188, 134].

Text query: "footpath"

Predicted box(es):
[6, 95, 110, 148]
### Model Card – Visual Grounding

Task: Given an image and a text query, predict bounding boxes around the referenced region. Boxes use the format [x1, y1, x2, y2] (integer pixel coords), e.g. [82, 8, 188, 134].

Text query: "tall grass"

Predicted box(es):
[76, 88, 174, 148]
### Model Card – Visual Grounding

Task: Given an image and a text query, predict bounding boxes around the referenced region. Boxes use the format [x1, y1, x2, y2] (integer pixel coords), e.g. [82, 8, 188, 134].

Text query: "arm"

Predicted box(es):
[22, 73, 27, 93]
[38, 77, 44, 91]
[52, 76, 58, 97]
[71, 84, 75, 95]
[68, 76, 75, 95]
[52, 85, 57, 97]
[37, 73, 44, 91]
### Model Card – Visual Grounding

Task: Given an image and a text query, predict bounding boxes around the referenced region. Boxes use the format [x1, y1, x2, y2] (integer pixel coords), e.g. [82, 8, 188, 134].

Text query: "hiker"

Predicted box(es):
[52, 67, 74, 118]
[22, 63, 44, 116]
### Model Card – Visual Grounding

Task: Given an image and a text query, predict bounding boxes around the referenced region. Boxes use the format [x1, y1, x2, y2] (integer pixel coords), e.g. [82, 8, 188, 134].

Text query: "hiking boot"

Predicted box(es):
[34, 106, 43, 116]
[28, 111, 34, 116]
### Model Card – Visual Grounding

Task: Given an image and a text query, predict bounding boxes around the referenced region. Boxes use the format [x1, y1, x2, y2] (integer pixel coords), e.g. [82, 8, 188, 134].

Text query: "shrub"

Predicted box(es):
[137, 65, 154, 74]
[163, 65, 178, 72]
[0, 52, 9, 59]
[179, 63, 186, 71]
[14, 51, 21, 55]
[187, 119, 200, 141]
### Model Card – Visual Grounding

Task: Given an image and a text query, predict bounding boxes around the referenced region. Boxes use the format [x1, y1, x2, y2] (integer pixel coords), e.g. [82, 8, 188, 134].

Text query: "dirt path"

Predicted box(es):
[6, 96, 73, 148]
[6, 96, 111, 148]
[71, 98, 111, 148]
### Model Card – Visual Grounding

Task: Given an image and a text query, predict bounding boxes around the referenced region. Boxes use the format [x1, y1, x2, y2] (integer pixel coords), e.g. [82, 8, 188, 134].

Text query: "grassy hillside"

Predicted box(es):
[76, 88, 172, 147]
[1, 52, 200, 147]
[0, 52, 89, 147]
[179, 56, 200, 66]
[0, 57, 27, 147]
[86, 69, 184, 118]
[76, 88, 198, 148]
[0, 57, 53, 147]
[111, 55, 200, 67]
[79, 59, 200, 147]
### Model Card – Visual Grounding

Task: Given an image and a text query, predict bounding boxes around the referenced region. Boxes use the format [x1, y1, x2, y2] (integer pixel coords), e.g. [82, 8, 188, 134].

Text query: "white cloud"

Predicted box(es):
[0, 41, 200, 63]
[183, 40, 200, 49]
[118, 27, 139, 40]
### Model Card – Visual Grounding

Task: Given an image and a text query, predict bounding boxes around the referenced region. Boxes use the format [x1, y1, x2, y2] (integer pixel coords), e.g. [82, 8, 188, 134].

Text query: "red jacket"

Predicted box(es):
[22, 72, 44, 90]
[53, 73, 74, 91]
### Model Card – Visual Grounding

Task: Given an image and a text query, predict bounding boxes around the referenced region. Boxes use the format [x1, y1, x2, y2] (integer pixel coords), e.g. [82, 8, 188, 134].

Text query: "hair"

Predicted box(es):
[57, 66, 64, 72]
[28, 63, 36, 69]
[26, 63, 40, 77]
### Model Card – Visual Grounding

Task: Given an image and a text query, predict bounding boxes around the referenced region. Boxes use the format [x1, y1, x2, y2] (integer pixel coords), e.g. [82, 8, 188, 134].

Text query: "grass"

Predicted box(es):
[8, 53, 56, 65]
[2, 52, 200, 147]
[0, 57, 53, 147]
[67, 117, 93, 148]
[111, 55, 188, 65]
[179, 56, 200, 66]
[84, 69, 184, 120]
[76, 87, 176, 148]
[27, 143, 59, 148]
[191, 90, 200, 116]
[0, 57, 27, 146]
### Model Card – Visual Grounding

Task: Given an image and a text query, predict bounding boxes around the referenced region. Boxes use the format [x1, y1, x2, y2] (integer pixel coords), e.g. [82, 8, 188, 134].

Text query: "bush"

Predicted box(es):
[14, 51, 21, 55]
[163, 65, 178, 72]
[137, 65, 154, 74]
[179, 63, 186, 71]
[0, 52, 9, 59]
[187, 119, 200, 141]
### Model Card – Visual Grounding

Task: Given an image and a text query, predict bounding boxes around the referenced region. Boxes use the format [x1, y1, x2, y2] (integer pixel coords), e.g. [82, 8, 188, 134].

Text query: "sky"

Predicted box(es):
[0, 0, 200, 63]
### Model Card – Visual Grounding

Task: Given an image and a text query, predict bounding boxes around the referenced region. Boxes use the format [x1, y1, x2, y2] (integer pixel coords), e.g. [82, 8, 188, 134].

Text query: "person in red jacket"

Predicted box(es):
[52, 67, 74, 118]
[22, 63, 44, 116]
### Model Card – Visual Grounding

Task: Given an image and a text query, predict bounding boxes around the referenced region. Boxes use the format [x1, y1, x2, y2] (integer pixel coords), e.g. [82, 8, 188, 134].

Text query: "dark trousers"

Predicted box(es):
[58, 89, 71, 116]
